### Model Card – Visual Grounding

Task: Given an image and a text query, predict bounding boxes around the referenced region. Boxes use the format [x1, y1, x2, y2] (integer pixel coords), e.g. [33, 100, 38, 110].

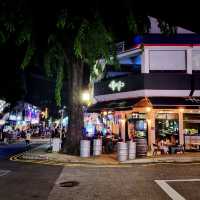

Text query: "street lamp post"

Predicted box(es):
[59, 106, 66, 139]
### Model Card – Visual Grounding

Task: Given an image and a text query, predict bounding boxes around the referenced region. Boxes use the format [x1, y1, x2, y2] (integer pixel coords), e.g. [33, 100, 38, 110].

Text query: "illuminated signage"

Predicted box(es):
[108, 80, 125, 92]
[9, 115, 17, 121]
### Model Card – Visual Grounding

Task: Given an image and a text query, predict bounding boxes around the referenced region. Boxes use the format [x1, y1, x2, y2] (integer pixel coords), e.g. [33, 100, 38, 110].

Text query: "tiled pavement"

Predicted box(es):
[9, 143, 200, 166]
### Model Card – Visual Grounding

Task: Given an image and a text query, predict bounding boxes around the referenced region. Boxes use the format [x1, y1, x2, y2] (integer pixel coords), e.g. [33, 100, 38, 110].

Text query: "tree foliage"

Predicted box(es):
[0, 2, 151, 106]
[74, 17, 117, 80]
[44, 35, 65, 105]
[41, 9, 120, 105]
[158, 19, 177, 35]
[0, 0, 34, 68]
[127, 13, 150, 35]
[0, 1, 152, 154]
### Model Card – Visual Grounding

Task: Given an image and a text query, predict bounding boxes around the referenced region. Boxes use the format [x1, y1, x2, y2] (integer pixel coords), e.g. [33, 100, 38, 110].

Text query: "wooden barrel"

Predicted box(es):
[93, 139, 102, 156]
[117, 142, 128, 162]
[128, 141, 136, 160]
[136, 138, 147, 157]
[80, 140, 90, 157]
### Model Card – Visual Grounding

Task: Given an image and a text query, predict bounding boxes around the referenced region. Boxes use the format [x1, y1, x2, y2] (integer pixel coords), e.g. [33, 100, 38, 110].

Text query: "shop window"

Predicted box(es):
[183, 113, 200, 135]
[155, 113, 179, 145]
[192, 50, 200, 70]
[127, 113, 147, 139]
[149, 50, 186, 70]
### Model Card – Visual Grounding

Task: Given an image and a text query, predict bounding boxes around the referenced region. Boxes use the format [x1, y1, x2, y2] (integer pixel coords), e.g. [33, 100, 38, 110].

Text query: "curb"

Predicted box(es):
[121, 157, 200, 164]
[11, 155, 200, 167]
[10, 150, 200, 167]
[9, 151, 125, 167]
[10, 153, 24, 161]
[9, 143, 49, 162]
[10, 154, 130, 167]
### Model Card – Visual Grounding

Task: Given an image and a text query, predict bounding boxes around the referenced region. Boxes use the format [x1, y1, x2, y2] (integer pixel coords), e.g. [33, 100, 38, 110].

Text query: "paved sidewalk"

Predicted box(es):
[14, 143, 200, 165]
[19, 144, 119, 165]
[122, 153, 200, 164]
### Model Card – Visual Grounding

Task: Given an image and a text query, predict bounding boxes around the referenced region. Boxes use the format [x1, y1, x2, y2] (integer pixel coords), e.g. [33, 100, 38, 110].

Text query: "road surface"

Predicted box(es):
[0, 160, 200, 200]
[0, 142, 38, 160]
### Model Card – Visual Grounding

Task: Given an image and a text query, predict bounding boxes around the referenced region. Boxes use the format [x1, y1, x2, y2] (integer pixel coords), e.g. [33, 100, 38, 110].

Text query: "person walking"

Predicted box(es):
[25, 131, 31, 146]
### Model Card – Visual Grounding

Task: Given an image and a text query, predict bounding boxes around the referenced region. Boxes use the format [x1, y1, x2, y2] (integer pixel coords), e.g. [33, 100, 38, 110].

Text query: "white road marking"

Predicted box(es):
[155, 180, 186, 200]
[0, 170, 11, 177]
[155, 179, 200, 200]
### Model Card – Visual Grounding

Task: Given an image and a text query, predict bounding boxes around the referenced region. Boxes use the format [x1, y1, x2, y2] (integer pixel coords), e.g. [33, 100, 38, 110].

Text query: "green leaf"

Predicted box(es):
[48, 34, 56, 45]
[44, 52, 52, 77]
[158, 19, 177, 35]
[56, 18, 66, 30]
[0, 31, 6, 44]
[16, 30, 31, 46]
[55, 66, 64, 107]
[4, 22, 15, 33]
[56, 9, 68, 30]
[74, 17, 117, 81]
[20, 44, 35, 69]
[127, 14, 138, 34]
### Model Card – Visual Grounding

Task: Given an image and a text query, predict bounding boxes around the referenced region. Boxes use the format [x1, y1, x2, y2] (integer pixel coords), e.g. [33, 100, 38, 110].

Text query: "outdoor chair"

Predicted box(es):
[152, 143, 161, 156]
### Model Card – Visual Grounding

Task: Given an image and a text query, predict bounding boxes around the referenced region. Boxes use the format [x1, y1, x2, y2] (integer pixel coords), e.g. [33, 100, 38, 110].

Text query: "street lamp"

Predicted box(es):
[59, 106, 66, 128]
[59, 106, 66, 139]
[82, 91, 90, 102]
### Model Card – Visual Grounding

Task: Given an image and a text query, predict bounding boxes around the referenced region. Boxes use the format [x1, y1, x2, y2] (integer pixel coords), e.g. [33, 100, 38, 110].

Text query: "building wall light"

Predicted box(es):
[179, 108, 184, 113]
[146, 107, 152, 112]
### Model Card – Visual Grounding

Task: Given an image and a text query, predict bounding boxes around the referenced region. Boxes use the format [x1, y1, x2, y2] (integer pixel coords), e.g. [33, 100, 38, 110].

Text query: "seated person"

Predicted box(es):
[166, 138, 171, 146]
[171, 135, 177, 146]
[158, 139, 169, 154]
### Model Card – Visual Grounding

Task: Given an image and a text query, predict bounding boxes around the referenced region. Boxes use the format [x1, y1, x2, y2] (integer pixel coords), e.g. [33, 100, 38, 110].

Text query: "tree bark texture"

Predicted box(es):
[63, 60, 84, 155]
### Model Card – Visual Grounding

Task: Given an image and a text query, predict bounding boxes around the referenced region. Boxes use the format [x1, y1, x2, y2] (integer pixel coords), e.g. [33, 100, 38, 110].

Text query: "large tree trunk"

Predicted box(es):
[63, 60, 84, 155]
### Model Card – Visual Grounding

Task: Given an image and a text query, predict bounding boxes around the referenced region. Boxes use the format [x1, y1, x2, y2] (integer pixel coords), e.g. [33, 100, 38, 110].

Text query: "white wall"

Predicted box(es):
[142, 46, 200, 73]
[149, 50, 186, 70]
[192, 50, 200, 70]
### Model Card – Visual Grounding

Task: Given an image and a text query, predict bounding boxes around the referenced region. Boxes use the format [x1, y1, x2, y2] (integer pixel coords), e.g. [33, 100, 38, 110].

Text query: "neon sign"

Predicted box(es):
[108, 80, 125, 92]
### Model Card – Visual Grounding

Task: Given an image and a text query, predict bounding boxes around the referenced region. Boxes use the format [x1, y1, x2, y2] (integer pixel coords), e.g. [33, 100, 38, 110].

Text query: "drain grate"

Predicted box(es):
[59, 181, 79, 187]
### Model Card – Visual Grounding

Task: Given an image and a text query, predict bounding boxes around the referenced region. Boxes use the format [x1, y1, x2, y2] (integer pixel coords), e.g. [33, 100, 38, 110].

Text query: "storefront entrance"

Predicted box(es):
[155, 113, 179, 143]
[155, 112, 179, 154]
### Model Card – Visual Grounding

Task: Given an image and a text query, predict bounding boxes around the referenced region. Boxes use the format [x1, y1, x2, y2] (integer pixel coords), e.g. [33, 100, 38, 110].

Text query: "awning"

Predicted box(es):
[87, 98, 142, 112]
[87, 97, 200, 112]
